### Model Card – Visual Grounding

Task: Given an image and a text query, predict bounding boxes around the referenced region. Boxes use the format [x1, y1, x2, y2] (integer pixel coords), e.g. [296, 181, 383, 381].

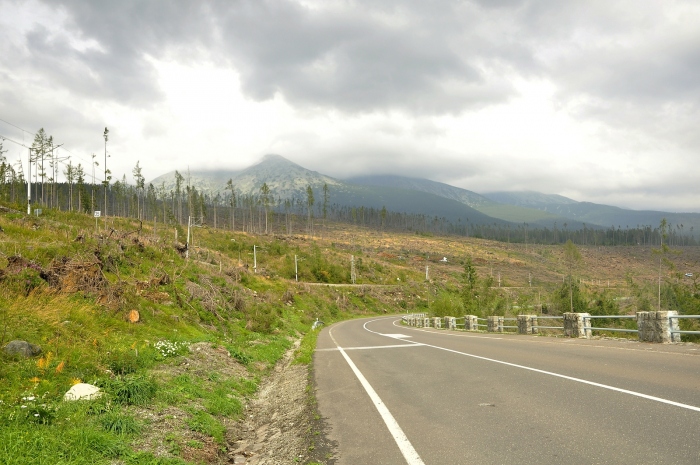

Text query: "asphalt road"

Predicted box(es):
[313, 316, 700, 465]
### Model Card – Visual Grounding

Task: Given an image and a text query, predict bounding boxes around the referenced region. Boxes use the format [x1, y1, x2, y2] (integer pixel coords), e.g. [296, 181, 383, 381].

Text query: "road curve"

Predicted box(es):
[313, 316, 700, 465]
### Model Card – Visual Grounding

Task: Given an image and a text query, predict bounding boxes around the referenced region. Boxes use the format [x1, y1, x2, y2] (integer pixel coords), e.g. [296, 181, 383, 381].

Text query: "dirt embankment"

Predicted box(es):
[133, 341, 334, 465]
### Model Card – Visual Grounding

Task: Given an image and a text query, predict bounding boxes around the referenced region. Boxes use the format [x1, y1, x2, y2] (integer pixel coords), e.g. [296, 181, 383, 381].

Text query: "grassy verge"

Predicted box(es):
[0, 205, 393, 463]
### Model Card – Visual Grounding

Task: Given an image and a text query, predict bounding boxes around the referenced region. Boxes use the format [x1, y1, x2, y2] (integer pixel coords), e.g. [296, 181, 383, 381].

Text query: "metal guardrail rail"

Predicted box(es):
[402, 312, 700, 342]
[670, 315, 700, 335]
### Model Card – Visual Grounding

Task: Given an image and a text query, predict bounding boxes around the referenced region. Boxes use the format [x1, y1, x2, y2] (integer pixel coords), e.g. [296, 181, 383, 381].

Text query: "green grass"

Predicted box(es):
[0, 204, 396, 463]
[294, 329, 319, 365]
[185, 409, 225, 444]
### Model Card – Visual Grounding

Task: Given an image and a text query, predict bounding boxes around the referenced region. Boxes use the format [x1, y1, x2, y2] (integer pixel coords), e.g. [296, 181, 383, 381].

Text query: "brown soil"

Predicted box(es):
[123, 341, 331, 465]
[227, 342, 335, 465]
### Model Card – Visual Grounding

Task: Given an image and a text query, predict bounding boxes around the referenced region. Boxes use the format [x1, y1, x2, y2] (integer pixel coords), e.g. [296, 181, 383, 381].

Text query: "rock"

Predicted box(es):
[3, 340, 42, 358]
[63, 383, 102, 401]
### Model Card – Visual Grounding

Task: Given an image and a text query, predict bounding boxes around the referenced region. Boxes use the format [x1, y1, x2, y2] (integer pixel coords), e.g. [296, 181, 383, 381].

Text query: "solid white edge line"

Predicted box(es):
[363, 318, 700, 413]
[329, 328, 426, 465]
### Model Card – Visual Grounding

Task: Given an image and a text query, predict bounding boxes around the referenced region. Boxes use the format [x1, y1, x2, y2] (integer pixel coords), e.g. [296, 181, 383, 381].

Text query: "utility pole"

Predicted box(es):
[351, 255, 356, 284]
[186, 216, 191, 260]
[185, 216, 202, 261]
[103, 127, 109, 216]
[26, 148, 31, 215]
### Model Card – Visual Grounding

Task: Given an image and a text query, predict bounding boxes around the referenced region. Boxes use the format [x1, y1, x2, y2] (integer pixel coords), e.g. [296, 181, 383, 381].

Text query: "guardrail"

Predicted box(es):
[401, 311, 700, 344]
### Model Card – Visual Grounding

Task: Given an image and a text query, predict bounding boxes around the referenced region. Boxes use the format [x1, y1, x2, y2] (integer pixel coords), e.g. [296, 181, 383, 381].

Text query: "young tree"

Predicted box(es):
[132, 160, 145, 220]
[461, 257, 479, 312]
[563, 239, 582, 312]
[0, 140, 7, 201]
[63, 160, 75, 211]
[75, 164, 87, 212]
[175, 170, 184, 224]
[306, 185, 314, 235]
[322, 182, 329, 231]
[226, 178, 236, 231]
[260, 182, 271, 234]
[31, 129, 48, 206]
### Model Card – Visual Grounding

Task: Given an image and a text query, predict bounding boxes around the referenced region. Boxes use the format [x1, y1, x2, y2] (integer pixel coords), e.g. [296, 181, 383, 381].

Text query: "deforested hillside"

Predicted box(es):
[1, 202, 699, 464]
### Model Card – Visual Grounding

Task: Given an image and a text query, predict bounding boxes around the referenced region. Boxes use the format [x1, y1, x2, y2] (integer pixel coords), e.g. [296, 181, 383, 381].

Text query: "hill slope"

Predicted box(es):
[486, 191, 700, 234]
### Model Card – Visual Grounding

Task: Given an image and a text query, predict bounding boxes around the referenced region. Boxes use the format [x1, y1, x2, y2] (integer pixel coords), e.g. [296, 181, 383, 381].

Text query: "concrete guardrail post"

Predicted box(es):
[487, 316, 504, 333]
[416, 317, 423, 328]
[432, 317, 442, 329]
[423, 317, 431, 328]
[464, 315, 478, 331]
[637, 311, 680, 343]
[517, 315, 538, 334]
[444, 316, 456, 330]
[564, 312, 591, 339]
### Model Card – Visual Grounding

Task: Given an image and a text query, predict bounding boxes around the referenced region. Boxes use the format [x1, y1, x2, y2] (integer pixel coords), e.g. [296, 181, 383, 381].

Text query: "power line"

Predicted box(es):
[0, 117, 124, 186]
[0, 117, 35, 136]
[0, 133, 30, 149]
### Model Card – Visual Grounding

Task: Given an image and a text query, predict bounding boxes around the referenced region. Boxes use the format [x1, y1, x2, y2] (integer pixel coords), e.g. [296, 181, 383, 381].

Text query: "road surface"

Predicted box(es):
[314, 316, 700, 464]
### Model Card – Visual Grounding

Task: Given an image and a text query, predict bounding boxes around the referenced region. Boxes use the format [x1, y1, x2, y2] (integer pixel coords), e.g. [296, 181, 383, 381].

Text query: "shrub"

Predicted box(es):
[105, 349, 140, 376]
[100, 411, 140, 435]
[101, 374, 157, 406]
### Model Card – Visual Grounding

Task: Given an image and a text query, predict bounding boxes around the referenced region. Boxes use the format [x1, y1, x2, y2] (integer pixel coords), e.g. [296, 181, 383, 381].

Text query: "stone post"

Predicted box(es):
[444, 316, 456, 330]
[517, 315, 538, 334]
[464, 315, 478, 331]
[563, 313, 591, 339]
[432, 317, 442, 329]
[637, 311, 680, 343]
[487, 316, 504, 333]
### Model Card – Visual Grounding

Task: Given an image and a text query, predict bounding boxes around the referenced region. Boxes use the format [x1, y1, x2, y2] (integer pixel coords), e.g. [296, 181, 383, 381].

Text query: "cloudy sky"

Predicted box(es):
[1, 0, 698, 212]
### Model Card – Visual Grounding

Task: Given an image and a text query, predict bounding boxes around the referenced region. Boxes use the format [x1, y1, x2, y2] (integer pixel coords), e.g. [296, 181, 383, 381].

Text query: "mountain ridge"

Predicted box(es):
[147, 155, 699, 235]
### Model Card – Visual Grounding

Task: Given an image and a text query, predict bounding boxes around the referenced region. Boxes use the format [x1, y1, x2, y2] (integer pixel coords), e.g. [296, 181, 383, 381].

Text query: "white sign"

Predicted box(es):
[94, 211, 101, 218]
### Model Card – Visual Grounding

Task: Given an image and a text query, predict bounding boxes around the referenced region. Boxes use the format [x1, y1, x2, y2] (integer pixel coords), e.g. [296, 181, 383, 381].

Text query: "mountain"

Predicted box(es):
[484, 191, 578, 208]
[347, 175, 586, 229]
[149, 169, 240, 196]
[347, 175, 497, 209]
[149, 155, 511, 226]
[229, 154, 343, 199]
[485, 191, 700, 235]
[147, 155, 698, 235]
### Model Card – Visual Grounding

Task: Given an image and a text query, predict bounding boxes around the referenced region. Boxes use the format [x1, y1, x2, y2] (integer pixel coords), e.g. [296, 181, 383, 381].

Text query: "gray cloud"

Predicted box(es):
[13, 0, 696, 118]
[2, 0, 699, 211]
[16, 0, 525, 114]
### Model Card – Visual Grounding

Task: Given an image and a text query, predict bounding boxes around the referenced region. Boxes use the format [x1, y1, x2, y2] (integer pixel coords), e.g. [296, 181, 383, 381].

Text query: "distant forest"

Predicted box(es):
[1, 160, 696, 247]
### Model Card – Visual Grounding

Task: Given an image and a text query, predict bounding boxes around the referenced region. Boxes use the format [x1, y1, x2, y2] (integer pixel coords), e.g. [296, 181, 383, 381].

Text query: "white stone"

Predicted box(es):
[63, 383, 102, 401]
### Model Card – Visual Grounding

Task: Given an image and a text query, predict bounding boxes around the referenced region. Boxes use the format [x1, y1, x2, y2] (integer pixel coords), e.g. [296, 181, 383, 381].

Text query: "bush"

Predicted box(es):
[100, 411, 140, 435]
[105, 349, 140, 376]
[101, 374, 157, 406]
[430, 292, 464, 318]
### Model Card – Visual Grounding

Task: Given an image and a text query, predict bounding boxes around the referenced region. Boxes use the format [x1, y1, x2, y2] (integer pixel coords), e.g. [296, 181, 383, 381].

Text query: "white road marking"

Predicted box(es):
[363, 318, 700, 413]
[329, 326, 426, 465]
[316, 343, 424, 351]
[382, 333, 412, 338]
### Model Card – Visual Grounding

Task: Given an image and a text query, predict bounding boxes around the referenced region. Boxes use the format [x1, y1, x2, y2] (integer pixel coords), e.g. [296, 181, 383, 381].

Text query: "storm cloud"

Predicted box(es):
[1, 0, 698, 211]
